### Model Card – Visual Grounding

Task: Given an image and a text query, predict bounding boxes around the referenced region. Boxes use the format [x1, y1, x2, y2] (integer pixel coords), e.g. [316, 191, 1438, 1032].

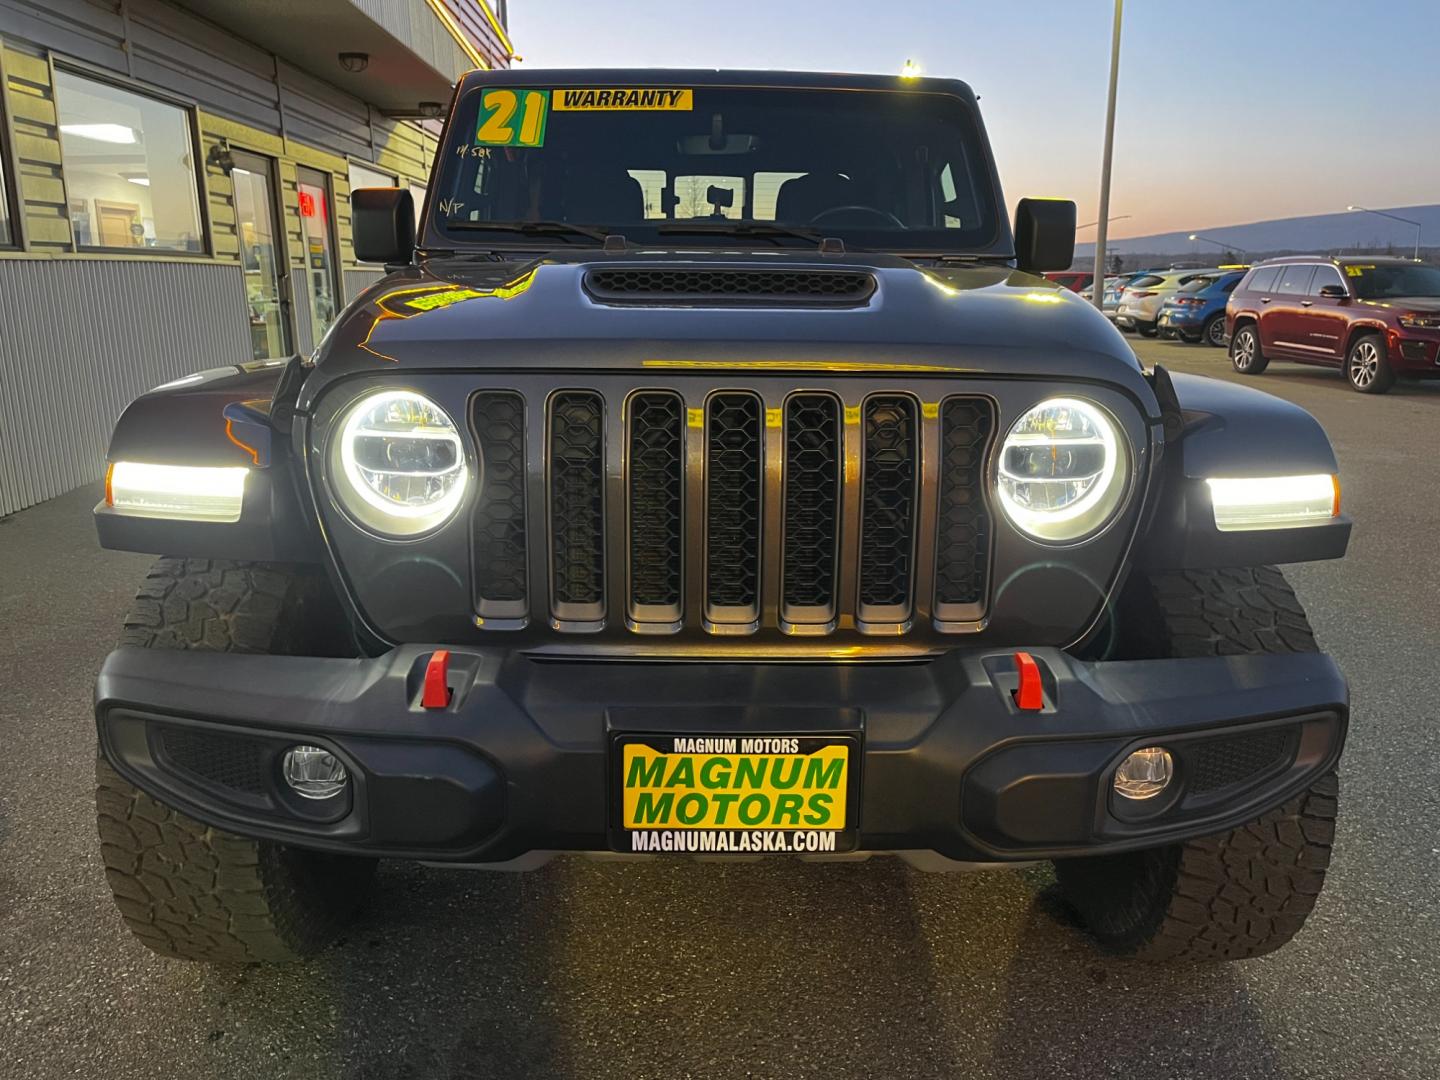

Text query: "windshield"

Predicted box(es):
[430, 84, 1002, 253]
[1347, 263, 1440, 299]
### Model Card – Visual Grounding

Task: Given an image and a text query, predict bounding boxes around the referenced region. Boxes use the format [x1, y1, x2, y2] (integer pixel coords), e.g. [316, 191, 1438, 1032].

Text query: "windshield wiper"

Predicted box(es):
[655, 221, 842, 248]
[445, 220, 616, 244]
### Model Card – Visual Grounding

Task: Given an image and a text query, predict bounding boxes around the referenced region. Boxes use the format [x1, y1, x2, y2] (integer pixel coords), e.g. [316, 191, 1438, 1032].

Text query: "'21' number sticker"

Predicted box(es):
[476, 88, 549, 148]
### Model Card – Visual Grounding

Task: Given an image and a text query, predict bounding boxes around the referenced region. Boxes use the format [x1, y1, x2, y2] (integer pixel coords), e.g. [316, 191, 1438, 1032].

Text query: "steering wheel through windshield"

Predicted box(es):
[807, 205, 906, 228]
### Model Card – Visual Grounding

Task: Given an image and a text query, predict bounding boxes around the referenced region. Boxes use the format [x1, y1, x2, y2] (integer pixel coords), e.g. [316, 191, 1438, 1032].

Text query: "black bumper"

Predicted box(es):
[95, 646, 1347, 865]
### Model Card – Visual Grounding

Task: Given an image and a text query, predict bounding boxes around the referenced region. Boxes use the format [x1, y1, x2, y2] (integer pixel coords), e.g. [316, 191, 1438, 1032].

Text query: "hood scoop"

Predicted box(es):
[583, 267, 877, 307]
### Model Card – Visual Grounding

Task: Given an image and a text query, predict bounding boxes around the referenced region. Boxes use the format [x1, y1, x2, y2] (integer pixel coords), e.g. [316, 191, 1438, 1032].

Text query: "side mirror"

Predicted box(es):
[1318, 284, 1348, 299]
[1014, 198, 1076, 274]
[352, 188, 415, 265]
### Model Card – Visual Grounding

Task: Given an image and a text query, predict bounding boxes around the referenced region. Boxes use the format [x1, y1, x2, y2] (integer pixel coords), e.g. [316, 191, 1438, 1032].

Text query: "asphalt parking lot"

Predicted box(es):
[2, 341, 1437, 1080]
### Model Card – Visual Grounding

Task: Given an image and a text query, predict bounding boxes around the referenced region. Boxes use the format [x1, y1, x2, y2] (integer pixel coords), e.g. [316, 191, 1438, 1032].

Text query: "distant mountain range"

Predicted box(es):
[1074, 204, 1438, 259]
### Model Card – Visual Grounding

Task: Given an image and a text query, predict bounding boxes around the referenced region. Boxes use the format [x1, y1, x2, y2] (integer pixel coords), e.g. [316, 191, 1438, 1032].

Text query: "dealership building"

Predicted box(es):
[0, 0, 512, 515]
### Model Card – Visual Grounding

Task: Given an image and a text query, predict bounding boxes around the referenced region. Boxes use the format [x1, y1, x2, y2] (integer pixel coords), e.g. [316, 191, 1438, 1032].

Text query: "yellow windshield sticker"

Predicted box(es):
[475, 88, 549, 147]
[553, 87, 692, 111]
[1345, 265, 1374, 276]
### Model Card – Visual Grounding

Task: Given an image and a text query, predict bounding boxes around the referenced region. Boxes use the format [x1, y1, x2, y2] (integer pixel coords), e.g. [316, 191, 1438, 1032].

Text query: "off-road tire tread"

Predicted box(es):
[99, 557, 371, 963]
[1056, 566, 1337, 961]
[97, 758, 373, 963]
[119, 556, 329, 654]
[1138, 567, 1319, 658]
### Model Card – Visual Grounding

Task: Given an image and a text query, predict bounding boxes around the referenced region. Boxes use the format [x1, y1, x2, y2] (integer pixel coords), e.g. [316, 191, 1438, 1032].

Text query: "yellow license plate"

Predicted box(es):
[611, 735, 857, 853]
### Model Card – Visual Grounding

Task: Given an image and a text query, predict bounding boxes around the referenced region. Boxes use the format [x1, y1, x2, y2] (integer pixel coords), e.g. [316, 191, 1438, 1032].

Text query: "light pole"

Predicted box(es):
[1188, 232, 1247, 259]
[1091, 0, 1124, 311]
[1346, 205, 1421, 261]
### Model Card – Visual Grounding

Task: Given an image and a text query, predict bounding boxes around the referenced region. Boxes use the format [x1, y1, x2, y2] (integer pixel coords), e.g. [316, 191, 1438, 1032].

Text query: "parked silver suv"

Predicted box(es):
[1115, 269, 1218, 336]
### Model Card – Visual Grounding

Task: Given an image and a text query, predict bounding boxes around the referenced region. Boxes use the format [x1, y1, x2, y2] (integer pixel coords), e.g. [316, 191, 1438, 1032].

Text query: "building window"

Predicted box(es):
[54, 71, 203, 252]
[348, 162, 396, 265]
[349, 161, 396, 192]
[0, 140, 12, 246]
[298, 166, 341, 340]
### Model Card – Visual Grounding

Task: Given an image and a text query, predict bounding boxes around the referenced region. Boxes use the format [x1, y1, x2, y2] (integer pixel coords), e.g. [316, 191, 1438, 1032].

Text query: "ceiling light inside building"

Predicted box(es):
[61, 123, 137, 144]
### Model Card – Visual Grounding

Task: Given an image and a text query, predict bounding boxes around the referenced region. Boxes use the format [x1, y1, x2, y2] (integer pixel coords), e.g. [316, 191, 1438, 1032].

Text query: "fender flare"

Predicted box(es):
[1134, 370, 1351, 569]
[94, 358, 321, 562]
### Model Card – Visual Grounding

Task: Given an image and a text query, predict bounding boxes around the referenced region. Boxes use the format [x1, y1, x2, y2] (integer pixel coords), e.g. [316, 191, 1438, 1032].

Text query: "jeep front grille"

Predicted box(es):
[466, 378, 996, 641]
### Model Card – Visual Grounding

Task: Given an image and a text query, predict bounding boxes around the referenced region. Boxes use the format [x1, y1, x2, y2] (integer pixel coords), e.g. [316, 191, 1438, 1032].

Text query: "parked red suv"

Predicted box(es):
[1226, 255, 1440, 393]
[1044, 270, 1094, 292]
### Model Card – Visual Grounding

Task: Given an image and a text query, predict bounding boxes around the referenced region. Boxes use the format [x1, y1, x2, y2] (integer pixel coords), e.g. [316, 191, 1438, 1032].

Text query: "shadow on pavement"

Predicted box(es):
[216, 856, 1279, 1079]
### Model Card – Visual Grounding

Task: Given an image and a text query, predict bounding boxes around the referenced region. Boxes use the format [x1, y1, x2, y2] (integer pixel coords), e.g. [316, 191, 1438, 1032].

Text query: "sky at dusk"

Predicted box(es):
[507, 0, 1440, 241]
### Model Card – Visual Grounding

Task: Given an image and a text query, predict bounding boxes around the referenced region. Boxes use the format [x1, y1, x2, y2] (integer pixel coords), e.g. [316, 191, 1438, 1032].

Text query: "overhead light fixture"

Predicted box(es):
[205, 138, 235, 177]
[61, 123, 136, 144]
[339, 51, 370, 73]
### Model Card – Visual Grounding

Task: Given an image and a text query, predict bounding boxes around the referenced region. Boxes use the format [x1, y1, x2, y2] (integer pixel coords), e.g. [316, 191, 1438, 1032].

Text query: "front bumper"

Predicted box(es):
[95, 646, 1347, 865]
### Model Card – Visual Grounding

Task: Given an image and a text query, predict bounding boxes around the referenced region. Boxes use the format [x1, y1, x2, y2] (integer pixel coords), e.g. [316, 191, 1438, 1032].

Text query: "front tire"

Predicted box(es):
[1346, 332, 1395, 394]
[1137, 322, 1159, 338]
[1054, 567, 1339, 961]
[97, 558, 375, 962]
[1229, 323, 1269, 374]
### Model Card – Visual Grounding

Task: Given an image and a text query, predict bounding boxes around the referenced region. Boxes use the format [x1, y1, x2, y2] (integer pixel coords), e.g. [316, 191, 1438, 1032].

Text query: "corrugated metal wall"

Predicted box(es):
[0, 259, 250, 516]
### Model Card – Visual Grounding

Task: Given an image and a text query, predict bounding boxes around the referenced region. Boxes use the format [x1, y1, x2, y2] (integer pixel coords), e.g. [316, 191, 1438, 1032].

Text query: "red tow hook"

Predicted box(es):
[422, 650, 452, 709]
[1012, 651, 1045, 711]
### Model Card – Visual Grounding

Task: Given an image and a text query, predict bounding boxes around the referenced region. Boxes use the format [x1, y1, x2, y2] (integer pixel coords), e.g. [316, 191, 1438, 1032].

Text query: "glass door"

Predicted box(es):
[231, 150, 292, 360]
[297, 166, 341, 345]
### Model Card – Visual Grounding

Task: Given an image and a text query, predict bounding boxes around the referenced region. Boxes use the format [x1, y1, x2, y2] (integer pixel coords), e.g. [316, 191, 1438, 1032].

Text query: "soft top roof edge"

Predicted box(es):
[457, 68, 979, 103]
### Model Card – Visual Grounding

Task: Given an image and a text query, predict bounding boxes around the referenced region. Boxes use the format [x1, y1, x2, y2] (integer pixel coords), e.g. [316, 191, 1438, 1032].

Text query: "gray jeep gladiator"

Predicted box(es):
[93, 69, 1351, 964]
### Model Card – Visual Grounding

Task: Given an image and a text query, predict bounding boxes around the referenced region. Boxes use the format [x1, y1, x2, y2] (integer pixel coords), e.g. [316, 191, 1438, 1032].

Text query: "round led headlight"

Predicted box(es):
[328, 389, 469, 537]
[997, 397, 1128, 542]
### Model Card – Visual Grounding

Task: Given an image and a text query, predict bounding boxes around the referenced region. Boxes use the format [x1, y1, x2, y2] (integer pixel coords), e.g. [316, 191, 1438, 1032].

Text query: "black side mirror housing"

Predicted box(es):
[1318, 284, 1348, 299]
[1014, 198, 1077, 274]
[352, 188, 415, 265]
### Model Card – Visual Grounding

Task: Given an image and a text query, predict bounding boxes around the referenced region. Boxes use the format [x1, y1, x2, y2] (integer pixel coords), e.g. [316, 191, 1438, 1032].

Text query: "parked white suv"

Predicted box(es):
[1115, 269, 1217, 336]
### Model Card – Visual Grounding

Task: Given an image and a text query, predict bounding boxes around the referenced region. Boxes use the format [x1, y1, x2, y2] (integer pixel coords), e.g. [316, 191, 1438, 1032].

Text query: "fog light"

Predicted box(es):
[1114, 747, 1173, 800]
[281, 745, 347, 800]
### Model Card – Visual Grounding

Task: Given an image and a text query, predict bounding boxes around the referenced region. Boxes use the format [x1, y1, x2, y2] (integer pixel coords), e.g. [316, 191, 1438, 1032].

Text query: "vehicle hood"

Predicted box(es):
[301, 250, 1153, 411]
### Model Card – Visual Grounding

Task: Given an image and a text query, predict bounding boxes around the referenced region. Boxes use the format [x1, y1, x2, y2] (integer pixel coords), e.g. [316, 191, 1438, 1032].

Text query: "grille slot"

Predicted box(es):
[858, 395, 919, 626]
[158, 727, 269, 796]
[585, 267, 876, 306]
[782, 394, 841, 626]
[934, 397, 995, 618]
[628, 391, 685, 626]
[471, 391, 529, 623]
[1187, 729, 1293, 795]
[548, 390, 606, 624]
[705, 393, 763, 627]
